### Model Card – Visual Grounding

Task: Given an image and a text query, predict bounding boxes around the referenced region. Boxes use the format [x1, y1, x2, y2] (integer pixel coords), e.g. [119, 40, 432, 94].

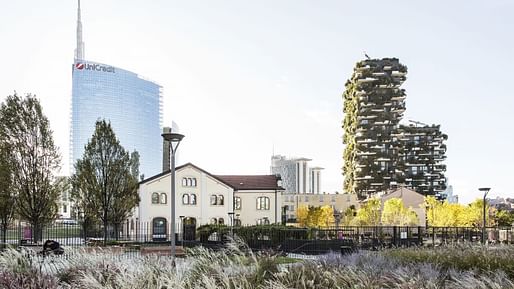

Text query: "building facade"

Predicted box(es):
[342, 58, 448, 199]
[271, 155, 323, 194]
[134, 163, 284, 240]
[70, 1, 162, 177]
[282, 193, 360, 222]
[395, 123, 448, 196]
[343, 58, 407, 198]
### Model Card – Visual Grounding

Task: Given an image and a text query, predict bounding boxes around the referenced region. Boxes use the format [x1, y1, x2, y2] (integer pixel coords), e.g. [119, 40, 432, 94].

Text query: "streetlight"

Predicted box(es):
[162, 130, 184, 261]
[479, 187, 491, 245]
[179, 215, 185, 248]
[333, 210, 342, 230]
[228, 212, 234, 240]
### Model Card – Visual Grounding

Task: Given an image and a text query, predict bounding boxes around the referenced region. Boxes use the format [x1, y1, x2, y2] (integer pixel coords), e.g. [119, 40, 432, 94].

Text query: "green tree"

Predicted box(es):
[0, 142, 16, 247]
[110, 151, 140, 239]
[495, 210, 514, 227]
[0, 94, 62, 241]
[71, 120, 140, 243]
[342, 205, 357, 226]
[381, 198, 418, 226]
[353, 198, 381, 226]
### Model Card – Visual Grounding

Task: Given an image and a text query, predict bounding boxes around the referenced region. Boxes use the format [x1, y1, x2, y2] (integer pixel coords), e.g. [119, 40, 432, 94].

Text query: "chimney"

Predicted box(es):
[162, 127, 171, 172]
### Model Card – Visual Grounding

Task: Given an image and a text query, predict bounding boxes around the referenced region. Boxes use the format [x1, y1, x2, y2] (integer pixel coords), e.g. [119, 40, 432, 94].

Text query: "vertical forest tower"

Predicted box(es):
[343, 58, 407, 198]
[343, 58, 447, 199]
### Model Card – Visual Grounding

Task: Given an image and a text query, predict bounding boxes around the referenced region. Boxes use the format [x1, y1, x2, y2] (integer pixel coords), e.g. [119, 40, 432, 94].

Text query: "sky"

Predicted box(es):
[1, 0, 513, 204]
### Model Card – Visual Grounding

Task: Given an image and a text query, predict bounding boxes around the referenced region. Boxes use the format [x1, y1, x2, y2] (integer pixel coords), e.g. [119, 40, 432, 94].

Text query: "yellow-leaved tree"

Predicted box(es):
[297, 205, 335, 227]
[297, 205, 309, 227]
[319, 205, 335, 227]
[352, 198, 381, 226]
[381, 198, 418, 226]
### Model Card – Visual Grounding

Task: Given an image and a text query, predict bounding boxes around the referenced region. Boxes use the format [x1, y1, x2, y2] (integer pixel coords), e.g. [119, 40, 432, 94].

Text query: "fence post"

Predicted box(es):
[393, 226, 397, 247]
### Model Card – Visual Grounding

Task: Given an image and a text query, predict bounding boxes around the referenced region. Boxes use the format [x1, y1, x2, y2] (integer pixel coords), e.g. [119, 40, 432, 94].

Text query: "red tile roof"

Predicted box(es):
[215, 175, 284, 191]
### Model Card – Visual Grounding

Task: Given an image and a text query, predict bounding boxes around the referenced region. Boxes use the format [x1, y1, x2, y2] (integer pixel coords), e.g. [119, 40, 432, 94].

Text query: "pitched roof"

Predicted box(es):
[138, 163, 234, 188]
[138, 163, 283, 191]
[215, 175, 284, 191]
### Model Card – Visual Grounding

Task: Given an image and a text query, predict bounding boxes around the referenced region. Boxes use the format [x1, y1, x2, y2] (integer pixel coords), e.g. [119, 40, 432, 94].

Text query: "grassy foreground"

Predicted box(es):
[0, 242, 513, 288]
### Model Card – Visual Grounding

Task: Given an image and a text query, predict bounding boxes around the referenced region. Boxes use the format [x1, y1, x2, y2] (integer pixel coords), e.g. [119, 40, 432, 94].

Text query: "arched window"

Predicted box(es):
[234, 197, 242, 210]
[187, 178, 192, 187]
[218, 195, 224, 206]
[191, 178, 197, 187]
[190, 194, 197, 205]
[234, 219, 242, 226]
[218, 218, 224, 225]
[211, 218, 217, 225]
[210, 195, 217, 205]
[151, 192, 159, 204]
[160, 193, 167, 204]
[257, 197, 270, 210]
[182, 178, 187, 187]
[182, 194, 190, 205]
[152, 217, 167, 236]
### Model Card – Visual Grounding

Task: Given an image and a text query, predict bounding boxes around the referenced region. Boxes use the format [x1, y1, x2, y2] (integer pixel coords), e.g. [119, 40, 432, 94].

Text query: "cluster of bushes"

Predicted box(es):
[197, 224, 312, 244]
[384, 245, 514, 279]
[1, 243, 514, 288]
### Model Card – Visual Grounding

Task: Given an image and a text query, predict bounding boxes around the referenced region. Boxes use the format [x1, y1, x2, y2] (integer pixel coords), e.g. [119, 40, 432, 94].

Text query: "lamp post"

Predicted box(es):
[479, 187, 491, 245]
[228, 212, 235, 240]
[179, 215, 185, 248]
[162, 131, 184, 261]
[333, 210, 342, 230]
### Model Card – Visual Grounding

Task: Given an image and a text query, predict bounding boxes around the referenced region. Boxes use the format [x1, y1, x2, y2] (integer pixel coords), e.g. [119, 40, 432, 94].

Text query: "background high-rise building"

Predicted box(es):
[271, 155, 323, 194]
[70, 1, 162, 177]
[343, 58, 407, 198]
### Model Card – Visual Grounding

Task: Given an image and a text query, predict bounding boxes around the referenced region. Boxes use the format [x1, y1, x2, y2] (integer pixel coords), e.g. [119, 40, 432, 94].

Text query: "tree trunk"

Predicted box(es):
[114, 223, 119, 241]
[103, 219, 108, 246]
[1, 224, 6, 250]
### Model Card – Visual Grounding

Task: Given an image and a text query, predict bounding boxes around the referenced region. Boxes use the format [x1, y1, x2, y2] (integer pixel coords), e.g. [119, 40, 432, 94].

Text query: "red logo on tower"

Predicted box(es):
[75, 63, 85, 70]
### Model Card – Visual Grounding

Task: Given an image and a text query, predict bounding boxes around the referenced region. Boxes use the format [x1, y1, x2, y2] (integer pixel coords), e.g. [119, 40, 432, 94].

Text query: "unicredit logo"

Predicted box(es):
[75, 62, 115, 73]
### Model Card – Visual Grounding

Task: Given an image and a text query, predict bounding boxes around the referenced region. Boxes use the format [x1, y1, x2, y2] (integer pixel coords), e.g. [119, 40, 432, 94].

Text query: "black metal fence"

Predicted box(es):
[2, 221, 513, 256]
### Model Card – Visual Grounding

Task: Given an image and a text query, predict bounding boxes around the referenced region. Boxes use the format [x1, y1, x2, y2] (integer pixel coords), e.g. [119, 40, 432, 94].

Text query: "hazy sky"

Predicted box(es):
[1, 0, 513, 204]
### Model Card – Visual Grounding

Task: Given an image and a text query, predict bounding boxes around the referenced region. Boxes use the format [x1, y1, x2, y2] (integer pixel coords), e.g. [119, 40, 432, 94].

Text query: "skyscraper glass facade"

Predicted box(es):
[71, 60, 162, 178]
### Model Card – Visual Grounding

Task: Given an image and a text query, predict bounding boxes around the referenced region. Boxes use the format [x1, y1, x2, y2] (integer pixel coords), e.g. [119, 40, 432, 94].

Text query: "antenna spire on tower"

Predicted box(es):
[75, 0, 85, 60]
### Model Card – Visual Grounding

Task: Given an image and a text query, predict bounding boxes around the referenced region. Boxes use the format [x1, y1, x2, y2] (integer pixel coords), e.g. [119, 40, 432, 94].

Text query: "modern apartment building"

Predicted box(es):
[70, 0, 162, 177]
[343, 58, 407, 198]
[342, 58, 448, 199]
[271, 155, 323, 195]
[395, 123, 448, 196]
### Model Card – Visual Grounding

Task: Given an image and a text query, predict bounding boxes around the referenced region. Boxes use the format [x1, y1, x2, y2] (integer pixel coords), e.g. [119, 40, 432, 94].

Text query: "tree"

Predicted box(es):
[0, 94, 62, 241]
[296, 205, 334, 228]
[297, 205, 309, 227]
[381, 198, 418, 226]
[352, 198, 381, 226]
[319, 205, 335, 227]
[71, 120, 140, 243]
[461, 199, 493, 227]
[342, 205, 357, 226]
[0, 142, 16, 247]
[495, 210, 514, 227]
[110, 151, 140, 239]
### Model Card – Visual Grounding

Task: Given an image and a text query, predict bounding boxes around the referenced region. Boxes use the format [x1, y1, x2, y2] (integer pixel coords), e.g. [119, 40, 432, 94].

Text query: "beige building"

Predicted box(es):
[133, 163, 284, 240]
[380, 187, 426, 226]
[282, 193, 360, 221]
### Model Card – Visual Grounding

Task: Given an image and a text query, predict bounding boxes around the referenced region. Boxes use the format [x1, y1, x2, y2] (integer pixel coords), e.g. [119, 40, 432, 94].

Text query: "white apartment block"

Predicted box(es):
[271, 155, 323, 194]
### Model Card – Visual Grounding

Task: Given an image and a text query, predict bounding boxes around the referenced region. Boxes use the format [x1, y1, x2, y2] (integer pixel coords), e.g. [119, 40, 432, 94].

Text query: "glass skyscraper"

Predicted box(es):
[70, 1, 162, 178]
